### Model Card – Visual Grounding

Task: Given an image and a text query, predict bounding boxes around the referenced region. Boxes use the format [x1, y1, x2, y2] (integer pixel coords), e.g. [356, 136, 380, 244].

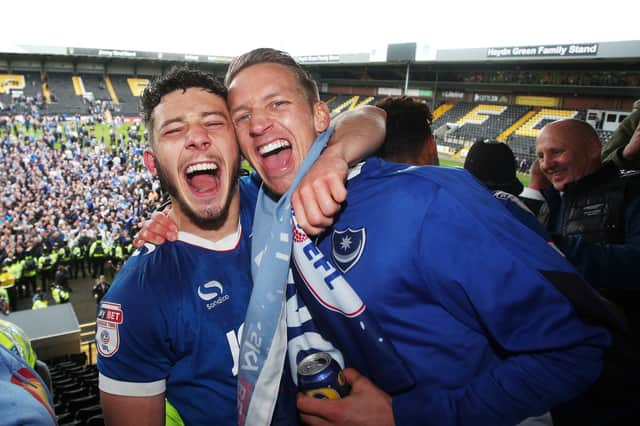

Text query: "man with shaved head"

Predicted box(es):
[536, 118, 640, 338]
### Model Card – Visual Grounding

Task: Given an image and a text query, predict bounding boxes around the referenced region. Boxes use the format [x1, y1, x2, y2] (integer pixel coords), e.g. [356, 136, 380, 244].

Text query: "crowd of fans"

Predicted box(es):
[0, 93, 48, 117]
[0, 99, 162, 311]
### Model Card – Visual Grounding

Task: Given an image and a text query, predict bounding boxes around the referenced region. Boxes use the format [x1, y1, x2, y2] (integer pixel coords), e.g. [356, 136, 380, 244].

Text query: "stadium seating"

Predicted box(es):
[0, 73, 27, 107]
[448, 104, 532, 143]
[46, 72, 87, 115]
[78, 74, 111, 101]
[46, 352, 103, 425]
[324, 94, 377, 117]
[105, 75, 147, 116]
[432, 102, 477, 130]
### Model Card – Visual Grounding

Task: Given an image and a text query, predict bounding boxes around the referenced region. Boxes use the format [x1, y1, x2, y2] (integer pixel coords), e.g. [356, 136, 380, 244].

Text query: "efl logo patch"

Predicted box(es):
[331, 227, 366, 273]
[96, 302, 123, 357]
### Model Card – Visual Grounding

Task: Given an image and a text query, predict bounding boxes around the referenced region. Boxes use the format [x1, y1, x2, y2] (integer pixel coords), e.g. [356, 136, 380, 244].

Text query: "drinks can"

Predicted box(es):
[297, 352, 350, 399]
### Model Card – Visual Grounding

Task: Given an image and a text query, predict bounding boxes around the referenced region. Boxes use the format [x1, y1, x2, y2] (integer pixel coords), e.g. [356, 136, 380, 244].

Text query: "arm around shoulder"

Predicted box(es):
[329, 105, 386, 165]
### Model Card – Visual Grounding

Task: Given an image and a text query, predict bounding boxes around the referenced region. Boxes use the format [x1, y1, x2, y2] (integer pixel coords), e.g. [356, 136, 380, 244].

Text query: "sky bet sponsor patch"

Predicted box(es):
[96, 301, 123, 357]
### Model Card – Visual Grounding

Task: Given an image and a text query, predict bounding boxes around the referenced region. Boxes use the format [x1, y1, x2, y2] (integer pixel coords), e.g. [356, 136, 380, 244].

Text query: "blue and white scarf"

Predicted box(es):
[238, 129, 414, 426]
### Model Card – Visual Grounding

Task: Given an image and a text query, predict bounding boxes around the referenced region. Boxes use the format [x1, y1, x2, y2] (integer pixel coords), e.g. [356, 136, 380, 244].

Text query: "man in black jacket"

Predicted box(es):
[536, 119, 640, 340]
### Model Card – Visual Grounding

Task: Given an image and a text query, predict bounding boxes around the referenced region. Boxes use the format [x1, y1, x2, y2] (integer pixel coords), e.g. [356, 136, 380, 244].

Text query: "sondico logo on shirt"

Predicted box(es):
[197, 280, 229, 310]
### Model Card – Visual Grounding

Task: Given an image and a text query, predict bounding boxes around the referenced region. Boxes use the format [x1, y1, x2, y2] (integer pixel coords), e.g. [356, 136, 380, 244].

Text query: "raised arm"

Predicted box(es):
[292, 105, 386, 235]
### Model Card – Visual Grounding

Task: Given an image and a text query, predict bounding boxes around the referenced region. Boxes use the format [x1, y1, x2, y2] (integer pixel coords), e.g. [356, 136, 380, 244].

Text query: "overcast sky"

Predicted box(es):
[3, 0, 637, 57]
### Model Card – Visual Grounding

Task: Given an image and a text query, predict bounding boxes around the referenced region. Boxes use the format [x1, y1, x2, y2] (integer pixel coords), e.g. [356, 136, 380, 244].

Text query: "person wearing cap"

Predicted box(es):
[464, 139, 524, 195]
[601, 99, 640, 170]
[464, 140, 549, 239]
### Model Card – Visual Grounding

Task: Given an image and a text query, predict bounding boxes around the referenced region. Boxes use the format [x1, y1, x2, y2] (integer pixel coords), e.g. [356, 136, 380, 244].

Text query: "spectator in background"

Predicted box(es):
[463, 140, 549, 238]
[92, 275, 110, 306]
[536, 118, 640, 341]
[374, 96, 439, 165]
[601, 99, 640, 170]
[464, 140, 523, 196]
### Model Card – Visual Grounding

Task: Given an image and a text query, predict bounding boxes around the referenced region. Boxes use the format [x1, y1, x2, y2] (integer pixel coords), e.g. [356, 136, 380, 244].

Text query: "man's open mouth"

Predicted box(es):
[259, 139, 291, 157]
[185, 162, 219, 193]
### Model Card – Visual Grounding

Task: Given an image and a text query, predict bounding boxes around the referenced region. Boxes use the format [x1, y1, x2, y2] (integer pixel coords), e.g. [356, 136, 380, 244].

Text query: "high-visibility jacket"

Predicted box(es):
[32, 298, 48, 310]
[51, 286, 70, 304]
[0, 270, 15, 289]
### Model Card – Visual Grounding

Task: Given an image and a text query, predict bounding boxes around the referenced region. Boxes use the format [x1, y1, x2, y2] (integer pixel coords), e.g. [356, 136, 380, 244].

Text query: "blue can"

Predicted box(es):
[297, 352, 350, 399]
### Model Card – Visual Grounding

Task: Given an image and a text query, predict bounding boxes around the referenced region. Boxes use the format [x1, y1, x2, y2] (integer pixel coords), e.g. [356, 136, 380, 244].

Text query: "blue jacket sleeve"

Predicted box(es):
[393, 188, 611, 426]
[553, 195, 640, 290]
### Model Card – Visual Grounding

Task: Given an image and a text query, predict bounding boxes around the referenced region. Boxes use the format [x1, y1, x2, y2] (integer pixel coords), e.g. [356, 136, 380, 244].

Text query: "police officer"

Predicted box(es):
[89, 237, 107, 279]
[6, 258, 21, 311]
[71, 242, 87, 279]
[20, 250, 38, 298]
[37, 248, 57, 289]
[51, 265, 71, 304]
[0, 261, 16, 313]
[31, 288, 48, 310]
[109, 239, 126, 280]
[57, 243, 72, 271]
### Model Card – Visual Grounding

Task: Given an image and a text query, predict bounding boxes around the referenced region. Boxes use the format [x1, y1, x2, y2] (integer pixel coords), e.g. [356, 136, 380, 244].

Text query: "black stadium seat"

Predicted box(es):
[75, 404, 103, 423]
[61, 386, 88, 402]
[86, 414, 106, 426]
[67, 394, 100, 414]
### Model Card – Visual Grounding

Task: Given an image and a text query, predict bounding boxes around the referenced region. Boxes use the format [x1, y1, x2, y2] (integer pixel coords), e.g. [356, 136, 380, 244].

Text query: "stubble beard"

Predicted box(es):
[154, 157, 240, 231]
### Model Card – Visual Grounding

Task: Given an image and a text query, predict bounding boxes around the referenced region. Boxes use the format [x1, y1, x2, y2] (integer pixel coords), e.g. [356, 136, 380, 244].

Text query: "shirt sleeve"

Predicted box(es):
[394, 188, 611, 426]
[97, 261, 175, 397]
[601, 110, 640, 170]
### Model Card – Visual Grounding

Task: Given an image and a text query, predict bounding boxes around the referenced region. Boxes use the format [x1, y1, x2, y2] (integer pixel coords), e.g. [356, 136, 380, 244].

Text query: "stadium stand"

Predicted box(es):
[77, 74, 110, 102]
[46, 72, 86, 115]
[0, 74, 27, 107]
[448, 104, 532, 143]
[323, 94, 377, 117]
[107, 75, 148, 116]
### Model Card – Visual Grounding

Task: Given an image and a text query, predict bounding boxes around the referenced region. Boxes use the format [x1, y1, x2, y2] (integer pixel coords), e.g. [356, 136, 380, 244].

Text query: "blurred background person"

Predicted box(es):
[375, 96, 439, 165]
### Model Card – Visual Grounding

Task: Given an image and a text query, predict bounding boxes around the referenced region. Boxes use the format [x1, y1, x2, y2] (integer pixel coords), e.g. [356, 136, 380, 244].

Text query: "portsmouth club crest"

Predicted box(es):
[331, 227, 366, 273]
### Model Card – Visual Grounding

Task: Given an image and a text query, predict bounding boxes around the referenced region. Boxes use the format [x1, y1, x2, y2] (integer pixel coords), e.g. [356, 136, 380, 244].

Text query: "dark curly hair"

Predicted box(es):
[375, 96, 433, 161]
[140, 67, 226, 144]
